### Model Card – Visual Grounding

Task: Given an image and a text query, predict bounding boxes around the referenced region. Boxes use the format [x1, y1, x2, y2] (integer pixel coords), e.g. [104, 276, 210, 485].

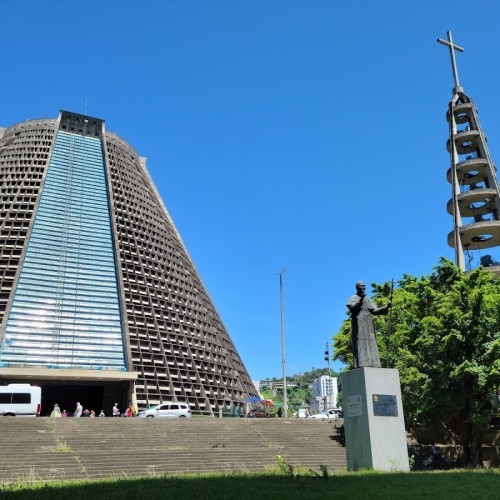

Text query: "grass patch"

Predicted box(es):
[46, 419, 72, 453]
[55, 441, 71, 453]
[0, 469, 498, 499]
[13, 467, 44, 487]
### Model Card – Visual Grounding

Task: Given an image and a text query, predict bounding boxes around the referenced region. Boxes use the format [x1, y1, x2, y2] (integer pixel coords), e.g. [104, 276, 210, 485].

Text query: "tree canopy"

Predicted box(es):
[333, 258, 500, 466]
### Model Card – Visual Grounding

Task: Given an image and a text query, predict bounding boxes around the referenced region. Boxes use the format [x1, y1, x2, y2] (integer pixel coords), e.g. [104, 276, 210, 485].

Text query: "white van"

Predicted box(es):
[138, 402, 192, 418]
[0, 384, 41, 417]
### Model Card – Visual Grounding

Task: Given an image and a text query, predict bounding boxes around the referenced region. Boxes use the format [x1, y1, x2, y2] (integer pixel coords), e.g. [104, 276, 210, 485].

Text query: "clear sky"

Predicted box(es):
[2, 1, 500, 381]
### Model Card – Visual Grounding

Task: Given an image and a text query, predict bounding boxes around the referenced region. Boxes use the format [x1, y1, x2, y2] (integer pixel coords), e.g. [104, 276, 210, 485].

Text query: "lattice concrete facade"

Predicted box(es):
[0, 111, 257, 415]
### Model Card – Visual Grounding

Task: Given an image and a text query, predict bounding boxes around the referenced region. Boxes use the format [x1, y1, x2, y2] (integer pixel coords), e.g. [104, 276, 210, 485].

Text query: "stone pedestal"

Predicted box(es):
[340, 367, 409, 471]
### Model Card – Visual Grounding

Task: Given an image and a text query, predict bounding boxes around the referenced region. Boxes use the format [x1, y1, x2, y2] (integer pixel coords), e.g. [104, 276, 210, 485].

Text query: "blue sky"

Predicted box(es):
[3, 1, 500, 381]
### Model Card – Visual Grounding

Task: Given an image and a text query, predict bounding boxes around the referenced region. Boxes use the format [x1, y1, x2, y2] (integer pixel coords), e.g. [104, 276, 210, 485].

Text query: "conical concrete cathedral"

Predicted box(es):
[0, 110, 257, 415]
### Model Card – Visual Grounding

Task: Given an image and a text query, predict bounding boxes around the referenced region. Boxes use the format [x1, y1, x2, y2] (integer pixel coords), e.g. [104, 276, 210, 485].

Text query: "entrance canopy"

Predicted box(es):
[0, 367, 137, 382]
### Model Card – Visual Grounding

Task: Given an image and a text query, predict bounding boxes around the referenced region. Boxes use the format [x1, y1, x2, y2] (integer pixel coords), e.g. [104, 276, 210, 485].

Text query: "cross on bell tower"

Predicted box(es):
[437, 30, 464, 93]
[438, 31, 500, 275]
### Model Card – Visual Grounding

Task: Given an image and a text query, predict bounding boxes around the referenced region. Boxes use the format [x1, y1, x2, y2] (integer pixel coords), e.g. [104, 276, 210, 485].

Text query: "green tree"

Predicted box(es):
[258, 368, 341, 414]
[260, 386, 313, 413]
[333, 259, 500, 466]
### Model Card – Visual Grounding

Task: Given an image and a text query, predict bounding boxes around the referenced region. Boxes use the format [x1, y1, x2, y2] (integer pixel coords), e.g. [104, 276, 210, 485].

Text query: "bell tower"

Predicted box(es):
[439, 31, 500, 274]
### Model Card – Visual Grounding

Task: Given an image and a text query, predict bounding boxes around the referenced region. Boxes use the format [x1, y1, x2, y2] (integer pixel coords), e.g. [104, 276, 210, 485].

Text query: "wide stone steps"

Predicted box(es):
[0, 418, 346, 483]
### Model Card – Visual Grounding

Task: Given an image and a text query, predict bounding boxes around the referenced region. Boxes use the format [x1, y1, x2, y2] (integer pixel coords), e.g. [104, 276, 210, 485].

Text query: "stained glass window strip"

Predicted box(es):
[0, 131, 126, 370]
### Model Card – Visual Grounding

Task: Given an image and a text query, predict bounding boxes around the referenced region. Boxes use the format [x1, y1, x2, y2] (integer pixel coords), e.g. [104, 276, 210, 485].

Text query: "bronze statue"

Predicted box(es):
[346, 281, 391, 368]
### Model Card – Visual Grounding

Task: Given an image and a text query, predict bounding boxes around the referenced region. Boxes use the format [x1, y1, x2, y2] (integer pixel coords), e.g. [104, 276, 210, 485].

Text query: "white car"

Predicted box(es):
[138, 402, 192, 418]
[308, 409, 340, 419]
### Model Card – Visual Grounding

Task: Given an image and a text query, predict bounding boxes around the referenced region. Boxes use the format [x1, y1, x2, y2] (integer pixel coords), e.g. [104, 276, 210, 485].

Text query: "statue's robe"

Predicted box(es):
[346, 294, 389, 368]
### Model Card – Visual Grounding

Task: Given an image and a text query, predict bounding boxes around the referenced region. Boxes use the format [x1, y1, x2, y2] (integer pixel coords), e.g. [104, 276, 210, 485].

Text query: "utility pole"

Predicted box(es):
[279, 270, 288, 417]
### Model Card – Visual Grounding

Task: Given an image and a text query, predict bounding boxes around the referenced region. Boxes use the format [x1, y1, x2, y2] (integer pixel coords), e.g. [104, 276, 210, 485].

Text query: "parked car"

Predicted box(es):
[138, 402, 192, 418]
[308, 409, 340, 419]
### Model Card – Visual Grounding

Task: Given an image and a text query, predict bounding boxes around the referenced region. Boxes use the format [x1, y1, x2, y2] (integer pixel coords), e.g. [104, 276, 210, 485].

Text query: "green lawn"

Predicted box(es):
[0, 469, 499, 500]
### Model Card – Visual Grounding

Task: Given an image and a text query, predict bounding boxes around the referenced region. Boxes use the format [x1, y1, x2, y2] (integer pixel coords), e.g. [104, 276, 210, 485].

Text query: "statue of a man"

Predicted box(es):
[346, 281, 391, 368]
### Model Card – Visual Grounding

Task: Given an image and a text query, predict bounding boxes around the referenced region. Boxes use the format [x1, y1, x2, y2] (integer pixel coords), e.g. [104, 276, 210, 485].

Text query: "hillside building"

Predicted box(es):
[311, 375, 338, 412]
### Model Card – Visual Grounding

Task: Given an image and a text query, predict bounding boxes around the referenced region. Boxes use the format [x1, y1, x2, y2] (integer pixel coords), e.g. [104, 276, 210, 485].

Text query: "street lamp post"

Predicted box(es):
[324, 342, 331, 409]
[279, 270, 287, 418]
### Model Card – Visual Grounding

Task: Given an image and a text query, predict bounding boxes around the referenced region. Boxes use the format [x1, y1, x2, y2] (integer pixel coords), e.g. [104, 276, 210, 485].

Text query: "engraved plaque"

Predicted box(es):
[346, 394, 363, 417]
[372, 394, 397, 417]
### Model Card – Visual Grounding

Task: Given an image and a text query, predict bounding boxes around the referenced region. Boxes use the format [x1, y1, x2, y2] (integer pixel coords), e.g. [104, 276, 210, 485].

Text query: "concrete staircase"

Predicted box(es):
[0, 418, 346, 483]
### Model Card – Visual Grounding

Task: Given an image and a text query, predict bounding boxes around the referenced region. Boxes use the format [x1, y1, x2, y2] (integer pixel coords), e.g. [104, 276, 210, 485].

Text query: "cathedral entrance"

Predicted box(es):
[41, 383, 104, 417]
[38, 380, 132, 417]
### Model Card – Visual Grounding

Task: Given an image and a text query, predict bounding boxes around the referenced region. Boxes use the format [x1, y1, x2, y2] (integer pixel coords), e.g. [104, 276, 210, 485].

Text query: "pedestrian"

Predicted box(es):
[90, 410, 96, 417]
[112, 403, 120, 417]
[431, 443, 442, 467]
[50, 404, 61, 418]
[74, 402, 83, 418]
[99, 410, 105, 417]
[125, 405, 133, 417]
[61, 410, 67, 418]
[82, 408, 91, 417]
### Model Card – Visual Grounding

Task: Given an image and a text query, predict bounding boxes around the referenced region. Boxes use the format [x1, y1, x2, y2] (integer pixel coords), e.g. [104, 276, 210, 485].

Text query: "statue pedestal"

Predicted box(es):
[340, 368, 409, 471]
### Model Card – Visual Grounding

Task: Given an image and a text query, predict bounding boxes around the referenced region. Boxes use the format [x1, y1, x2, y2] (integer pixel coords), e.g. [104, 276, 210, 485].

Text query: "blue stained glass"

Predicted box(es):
[0, 131, 126, 371]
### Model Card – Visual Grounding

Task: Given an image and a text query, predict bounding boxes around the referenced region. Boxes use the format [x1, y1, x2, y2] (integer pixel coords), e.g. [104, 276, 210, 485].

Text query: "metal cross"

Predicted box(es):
[437, 31, 464, 90]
